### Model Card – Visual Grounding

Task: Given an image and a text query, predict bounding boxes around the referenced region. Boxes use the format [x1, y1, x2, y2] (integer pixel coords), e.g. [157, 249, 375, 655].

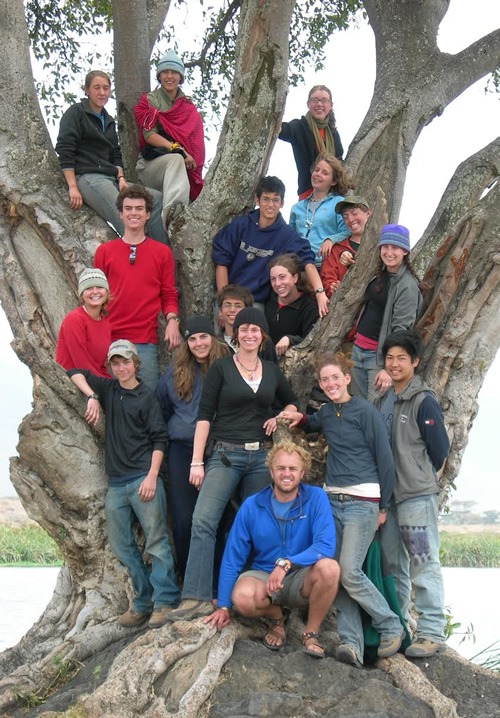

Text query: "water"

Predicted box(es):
[1, 566, 499, 662]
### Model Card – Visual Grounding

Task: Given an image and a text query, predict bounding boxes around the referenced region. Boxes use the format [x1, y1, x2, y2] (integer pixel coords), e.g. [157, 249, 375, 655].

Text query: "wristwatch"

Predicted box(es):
[315, 287, 325, 294]
[87, 393, 99, 401]
[275, 558, 291, 574]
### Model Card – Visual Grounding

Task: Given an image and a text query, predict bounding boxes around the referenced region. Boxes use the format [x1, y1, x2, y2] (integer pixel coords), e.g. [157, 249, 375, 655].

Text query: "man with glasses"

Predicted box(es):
[279, 84, 343, 198]
[94, 185, 181, 389]
[204, 441, 340, 659]
[212, 176, 329, 316]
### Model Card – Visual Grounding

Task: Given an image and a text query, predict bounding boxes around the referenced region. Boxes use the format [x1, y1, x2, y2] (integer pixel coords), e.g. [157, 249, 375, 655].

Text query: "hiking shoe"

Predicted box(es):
[148, 606, 177, 628]
[335, 644, 363, 668]
[118, 609, 150, 627]
[378, 630, 405, 658]
[166, 599, 214, 622]
[163, 201, 185, 228]
[405, 638, 443, 658]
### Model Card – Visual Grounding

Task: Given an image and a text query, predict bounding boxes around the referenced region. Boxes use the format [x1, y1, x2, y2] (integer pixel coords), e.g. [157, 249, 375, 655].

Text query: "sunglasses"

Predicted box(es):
[129, 245, 137, 265]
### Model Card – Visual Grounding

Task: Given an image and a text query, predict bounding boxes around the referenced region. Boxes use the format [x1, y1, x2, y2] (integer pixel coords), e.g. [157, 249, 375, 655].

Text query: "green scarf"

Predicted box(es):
[305, 111, 336, 156]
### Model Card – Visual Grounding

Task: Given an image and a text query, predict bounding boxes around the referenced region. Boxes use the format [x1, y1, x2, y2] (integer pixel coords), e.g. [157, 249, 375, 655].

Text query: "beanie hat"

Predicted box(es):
[183, 316, 215, 339]
[378, 224, 411, 253]
[233, 307, 269, 334]
[156, 50, 185, 82]
[335, 195, 370, 215]
[107, 339, 139, 362]
[78, 268, 109, 295]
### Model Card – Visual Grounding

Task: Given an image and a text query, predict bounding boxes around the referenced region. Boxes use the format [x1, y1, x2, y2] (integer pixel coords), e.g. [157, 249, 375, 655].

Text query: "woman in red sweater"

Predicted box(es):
[56, 268, 111, 377]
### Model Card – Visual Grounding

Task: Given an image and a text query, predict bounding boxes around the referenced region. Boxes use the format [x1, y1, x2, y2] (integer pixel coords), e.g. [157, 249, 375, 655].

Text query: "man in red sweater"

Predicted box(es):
[320, 196, 371, 297]
[94, 185, 181, 389]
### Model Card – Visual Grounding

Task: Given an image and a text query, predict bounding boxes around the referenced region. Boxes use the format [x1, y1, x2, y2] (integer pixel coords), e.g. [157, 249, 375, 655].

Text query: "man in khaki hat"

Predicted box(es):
[68, 339, 180, 628]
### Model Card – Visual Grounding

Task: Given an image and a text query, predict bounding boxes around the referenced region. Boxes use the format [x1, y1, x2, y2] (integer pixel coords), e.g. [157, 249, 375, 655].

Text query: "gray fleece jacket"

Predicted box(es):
[376, 264, 422, 366]
[378, 375, 449, 503]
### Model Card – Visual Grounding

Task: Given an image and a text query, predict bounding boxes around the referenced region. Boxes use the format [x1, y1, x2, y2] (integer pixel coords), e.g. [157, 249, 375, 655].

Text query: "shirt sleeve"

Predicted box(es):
[288, 489, 336, 565]
[287, 231, 315, 266]
[57, 312, 93, 371]
[365, 406, 395, 508]
[390, 278, 422, 334]
[211, 218, 242, 267]
[197, 361, 225, 421]
[417, 395, 450, 471]
[142, 393, 168, 453]
[273, 365, 298, 408]
[55, 105, 81, 170]
[159, 246, 179, 317]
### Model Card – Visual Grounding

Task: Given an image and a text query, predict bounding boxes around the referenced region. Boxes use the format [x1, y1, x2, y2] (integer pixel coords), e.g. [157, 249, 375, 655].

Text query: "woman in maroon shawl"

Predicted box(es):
[134, 50, 205, 227]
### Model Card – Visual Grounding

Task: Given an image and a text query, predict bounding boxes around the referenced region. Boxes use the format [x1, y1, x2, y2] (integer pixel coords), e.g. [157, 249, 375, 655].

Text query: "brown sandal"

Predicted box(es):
[302, 631, 325, 659]
[263, 616, 286, 652]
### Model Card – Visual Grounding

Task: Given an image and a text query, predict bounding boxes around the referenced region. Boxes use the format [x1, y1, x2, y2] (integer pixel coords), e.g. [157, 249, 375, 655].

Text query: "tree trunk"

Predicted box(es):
[0, 0, 499, 715]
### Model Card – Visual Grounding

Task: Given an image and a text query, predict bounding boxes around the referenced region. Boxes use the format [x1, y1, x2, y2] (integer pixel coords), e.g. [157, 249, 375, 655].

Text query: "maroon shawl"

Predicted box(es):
[134, 93, 205, 201]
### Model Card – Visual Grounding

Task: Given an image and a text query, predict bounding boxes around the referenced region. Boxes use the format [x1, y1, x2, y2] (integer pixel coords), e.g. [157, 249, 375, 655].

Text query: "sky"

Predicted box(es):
[0, 1, 499, 512]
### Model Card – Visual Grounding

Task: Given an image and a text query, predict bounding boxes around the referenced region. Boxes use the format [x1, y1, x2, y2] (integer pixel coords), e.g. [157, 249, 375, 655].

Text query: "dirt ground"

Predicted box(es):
[0, 497, 34, 527]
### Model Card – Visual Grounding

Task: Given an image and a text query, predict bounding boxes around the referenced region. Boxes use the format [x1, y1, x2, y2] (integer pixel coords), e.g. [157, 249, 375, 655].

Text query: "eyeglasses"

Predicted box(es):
[129, 245, 137, 265]
[308, 97, 332, 106]
[259, 197, 282, 205]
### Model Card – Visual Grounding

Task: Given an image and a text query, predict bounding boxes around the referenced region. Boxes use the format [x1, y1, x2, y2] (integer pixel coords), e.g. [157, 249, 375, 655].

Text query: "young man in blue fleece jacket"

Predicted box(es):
[377, 330, 450, 659]
[204, 441, 340, 659]
[212, 176, 329, 317]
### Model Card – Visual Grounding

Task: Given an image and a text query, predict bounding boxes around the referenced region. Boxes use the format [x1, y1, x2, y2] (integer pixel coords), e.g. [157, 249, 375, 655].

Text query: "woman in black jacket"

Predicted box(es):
[279, 84, 343, 198]
[55, 70, 166, 243]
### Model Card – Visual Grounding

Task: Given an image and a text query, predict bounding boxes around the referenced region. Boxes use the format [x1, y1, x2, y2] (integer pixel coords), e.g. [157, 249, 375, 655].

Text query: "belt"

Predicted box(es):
[216, 440, 272, 452]
[329, 493, 379, 503]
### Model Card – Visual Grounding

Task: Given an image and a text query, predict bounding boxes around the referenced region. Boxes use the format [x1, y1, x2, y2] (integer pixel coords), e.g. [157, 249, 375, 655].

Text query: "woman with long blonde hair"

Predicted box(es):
[156, 316, 230, 578]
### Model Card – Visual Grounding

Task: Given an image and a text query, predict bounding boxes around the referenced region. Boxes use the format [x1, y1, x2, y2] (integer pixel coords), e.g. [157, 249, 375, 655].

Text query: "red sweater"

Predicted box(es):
[56, 306, 111, 377]
[94, 237, 178, 344]
[320, 237, 359, 298]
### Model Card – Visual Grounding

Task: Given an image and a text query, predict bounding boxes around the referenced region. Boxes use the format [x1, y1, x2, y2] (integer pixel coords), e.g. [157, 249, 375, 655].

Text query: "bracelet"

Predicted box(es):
[219, 606, 230, 612]
[170, 142, 180, 151]
[190, 462, 204, 467]
[167, 315, 179, 323]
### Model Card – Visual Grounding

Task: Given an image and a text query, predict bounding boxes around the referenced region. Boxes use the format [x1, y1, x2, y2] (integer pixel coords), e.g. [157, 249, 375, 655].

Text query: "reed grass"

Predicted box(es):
[0, 524, 62, 566]
[439, 532, 500, 568]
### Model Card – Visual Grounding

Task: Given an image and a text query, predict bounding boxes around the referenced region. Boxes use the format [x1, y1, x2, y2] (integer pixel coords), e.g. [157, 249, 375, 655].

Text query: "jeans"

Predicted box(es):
[182, 447, 271, 602]
[76, 172, 168, 244]
[167, 441, 199, 579]
[350, 344, 379, 403]
[135, 343, 159, 392]
[380, 494, 445, 643]
[330, 497, 402, 662]
[105, 476, 180, 612]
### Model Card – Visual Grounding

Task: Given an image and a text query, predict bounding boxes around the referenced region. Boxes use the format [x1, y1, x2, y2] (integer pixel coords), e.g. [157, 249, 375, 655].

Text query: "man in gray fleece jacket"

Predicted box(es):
[377, 330, 449, 658]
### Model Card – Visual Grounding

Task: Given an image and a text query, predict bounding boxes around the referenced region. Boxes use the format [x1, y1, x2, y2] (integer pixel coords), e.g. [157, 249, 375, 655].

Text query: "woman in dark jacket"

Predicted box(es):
[156, 316, 230, 578]
[265, 253, 319, 357]
[55, 70, 166, 243]
[279, 84, 343, 198]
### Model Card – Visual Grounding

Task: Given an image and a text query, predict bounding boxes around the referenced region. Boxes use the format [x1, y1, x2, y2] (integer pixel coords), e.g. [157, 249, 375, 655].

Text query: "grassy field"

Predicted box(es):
[0, 523, 499, 567]
[439, 531, 500, 568]
[0, 524, 62, 566]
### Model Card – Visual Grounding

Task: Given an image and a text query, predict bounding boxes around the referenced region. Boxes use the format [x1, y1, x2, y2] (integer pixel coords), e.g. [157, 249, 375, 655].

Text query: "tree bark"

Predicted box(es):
[347, 0, 500, 219]
[0, 0, 499, 715]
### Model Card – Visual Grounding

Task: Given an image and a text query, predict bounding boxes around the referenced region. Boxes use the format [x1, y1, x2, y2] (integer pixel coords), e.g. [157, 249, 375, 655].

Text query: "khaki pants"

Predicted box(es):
[136, 154, 190, 223]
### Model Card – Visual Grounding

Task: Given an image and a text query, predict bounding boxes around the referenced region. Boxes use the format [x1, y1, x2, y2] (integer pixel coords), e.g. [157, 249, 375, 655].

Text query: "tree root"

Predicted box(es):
[377, 653, 460, 718]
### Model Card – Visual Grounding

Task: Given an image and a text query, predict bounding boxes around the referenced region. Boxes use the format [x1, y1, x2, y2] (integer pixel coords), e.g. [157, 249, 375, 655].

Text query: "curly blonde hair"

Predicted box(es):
[266, 441, 312, 473]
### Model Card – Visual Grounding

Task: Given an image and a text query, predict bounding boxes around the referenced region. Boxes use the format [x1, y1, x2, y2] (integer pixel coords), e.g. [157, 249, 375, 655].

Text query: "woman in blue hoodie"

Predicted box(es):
[156, 317, 230, 577]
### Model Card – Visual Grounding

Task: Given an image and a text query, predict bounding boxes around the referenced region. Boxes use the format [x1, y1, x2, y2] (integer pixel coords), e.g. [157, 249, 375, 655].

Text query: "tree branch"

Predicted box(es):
[184, 0, 242, 71]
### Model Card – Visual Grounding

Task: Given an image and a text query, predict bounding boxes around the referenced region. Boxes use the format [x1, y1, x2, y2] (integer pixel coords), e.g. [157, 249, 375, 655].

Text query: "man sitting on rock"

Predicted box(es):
[204, 441, 340, 658]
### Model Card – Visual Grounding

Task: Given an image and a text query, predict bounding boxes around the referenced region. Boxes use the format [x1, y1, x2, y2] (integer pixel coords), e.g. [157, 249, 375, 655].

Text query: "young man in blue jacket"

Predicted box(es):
[212, 176, 329, 317]
[378, 330, 450, 658]
[204, 441, 340, 658]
